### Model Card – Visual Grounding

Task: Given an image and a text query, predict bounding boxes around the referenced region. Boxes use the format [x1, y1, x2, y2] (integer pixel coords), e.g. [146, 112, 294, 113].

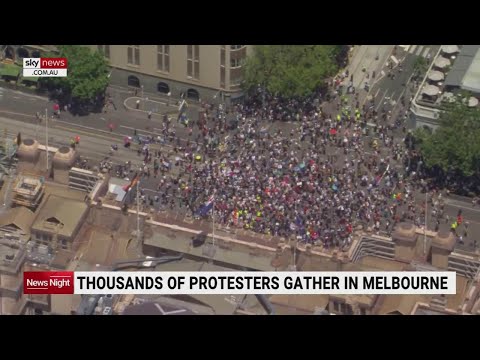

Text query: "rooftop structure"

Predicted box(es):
[31, 195, 88, 250]
[0, 206, 35, 243]
[411, 45, 480, 130]
[11, 174, 45, 210]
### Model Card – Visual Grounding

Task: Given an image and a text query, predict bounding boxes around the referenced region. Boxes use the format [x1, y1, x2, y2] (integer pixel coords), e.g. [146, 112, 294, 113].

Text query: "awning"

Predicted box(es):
[0, 63, 21, 78]
[442, 45, 460, 55]
[434, 56, 451, 69]
[427, 70, 444, 82]
[422, 84, 440, 96]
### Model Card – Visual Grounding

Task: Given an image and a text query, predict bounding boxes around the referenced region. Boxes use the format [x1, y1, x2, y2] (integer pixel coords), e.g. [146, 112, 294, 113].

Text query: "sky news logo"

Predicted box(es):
[23, 57, 68, 77]
[24, 271, 74, 294]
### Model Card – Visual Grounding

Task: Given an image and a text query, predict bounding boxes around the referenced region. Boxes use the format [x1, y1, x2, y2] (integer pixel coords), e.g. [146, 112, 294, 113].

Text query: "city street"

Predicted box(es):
[1, 45, 478, 254]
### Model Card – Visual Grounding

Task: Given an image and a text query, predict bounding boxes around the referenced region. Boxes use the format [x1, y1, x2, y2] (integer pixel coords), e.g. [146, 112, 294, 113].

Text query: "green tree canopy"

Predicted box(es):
[414, 97, 480, 177]
[243, 45, 345, 98]
[44, 45, 109, 104]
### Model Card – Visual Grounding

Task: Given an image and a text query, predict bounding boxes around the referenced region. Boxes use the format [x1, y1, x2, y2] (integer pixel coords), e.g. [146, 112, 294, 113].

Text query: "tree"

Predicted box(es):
[43, 45, 109, 110]
[414, 96, 480, 177]
[243, 45, 344, 98]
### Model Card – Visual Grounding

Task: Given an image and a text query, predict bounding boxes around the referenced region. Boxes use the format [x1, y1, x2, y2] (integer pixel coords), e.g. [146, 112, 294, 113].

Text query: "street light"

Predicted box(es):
[45, 108, 49, 173]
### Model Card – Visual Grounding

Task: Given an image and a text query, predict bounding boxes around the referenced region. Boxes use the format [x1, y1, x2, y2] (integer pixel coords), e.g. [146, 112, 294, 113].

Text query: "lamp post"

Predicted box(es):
[45, 108, 49, 173]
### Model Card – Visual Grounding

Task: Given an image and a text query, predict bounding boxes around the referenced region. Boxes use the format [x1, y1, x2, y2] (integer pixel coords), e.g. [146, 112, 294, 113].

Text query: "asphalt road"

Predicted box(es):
[1, 47, 478, 254]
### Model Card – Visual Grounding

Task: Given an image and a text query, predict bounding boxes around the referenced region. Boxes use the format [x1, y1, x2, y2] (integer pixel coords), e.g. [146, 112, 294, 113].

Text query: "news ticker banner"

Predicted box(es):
[24, 271, 457, 295]
[23, 58, 68, 77]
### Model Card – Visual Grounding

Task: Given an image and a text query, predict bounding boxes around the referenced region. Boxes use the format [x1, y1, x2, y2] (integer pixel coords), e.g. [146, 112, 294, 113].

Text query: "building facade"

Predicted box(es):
[410, 45, 480, 130]
[90, 45, 252, 103]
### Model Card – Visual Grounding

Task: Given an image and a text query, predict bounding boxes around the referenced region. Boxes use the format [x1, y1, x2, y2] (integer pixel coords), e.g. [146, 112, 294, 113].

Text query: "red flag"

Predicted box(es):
[123, 173, 139, 192]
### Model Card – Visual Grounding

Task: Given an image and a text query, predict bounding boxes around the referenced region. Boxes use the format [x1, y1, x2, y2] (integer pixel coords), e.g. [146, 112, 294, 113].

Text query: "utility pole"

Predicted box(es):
[45, 108, 49, 173]
[424, 191, 428, 256]
[136, 179, 141, 242]
[212, 199, 215, 249]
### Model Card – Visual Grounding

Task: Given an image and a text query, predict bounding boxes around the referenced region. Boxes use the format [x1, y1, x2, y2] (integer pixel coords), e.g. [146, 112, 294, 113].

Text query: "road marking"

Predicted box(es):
[445, 200, 480, 213]
[390, 55, 399, 65]
[415, 45, 424, 56]
[374, 88, 381, 98]
[100, 117, 106, 121]
[29, 98, 37, 101]
[422, 47, 431, 58]
[399, 45, 411, 52]
[55, 125, 124, 142]
[0, 110, 35, 118]
[13, 96, 20, 99]
[409, 45, 418, 54]
[375, 90, 389, 111]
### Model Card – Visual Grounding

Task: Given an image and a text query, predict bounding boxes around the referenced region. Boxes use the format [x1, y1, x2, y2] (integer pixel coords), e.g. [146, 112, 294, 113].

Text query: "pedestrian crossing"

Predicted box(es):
[398, 45, 432, 58]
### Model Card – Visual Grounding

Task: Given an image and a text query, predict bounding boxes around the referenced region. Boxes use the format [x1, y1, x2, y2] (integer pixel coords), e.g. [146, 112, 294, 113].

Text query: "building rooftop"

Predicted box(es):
[0, 206, 35, 235]
[122, 297, 215, 315]
[31, 195, 88, 238]
[444, 45, 480, 92]
[0, 240, 25, 273]
[13, 175, 42, 196]
[269, 294, 329, 315]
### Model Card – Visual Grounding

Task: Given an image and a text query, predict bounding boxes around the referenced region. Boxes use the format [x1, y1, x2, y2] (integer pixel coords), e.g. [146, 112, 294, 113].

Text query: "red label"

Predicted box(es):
[24, 271, 74, 294]
[40, 58, 68, 69]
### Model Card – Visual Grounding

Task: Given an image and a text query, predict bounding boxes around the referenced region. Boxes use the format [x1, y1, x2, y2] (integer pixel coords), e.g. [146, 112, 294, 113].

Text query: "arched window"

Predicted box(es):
[157, 82, 170, 94]
[4, 46, 15, 60]
[186, 88, 200, 101]
[16, 47, 29, 59]
[31, 50, 41, 58]
[128, 75, 140, 88]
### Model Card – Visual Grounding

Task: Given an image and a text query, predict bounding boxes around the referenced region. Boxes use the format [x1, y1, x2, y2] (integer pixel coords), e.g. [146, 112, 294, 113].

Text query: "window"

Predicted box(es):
[230, 58, 243, 68]
[220, 67, 226, 89]
[220, 46, 226, 89]
[187, 45, 200, 79]
[340, 303, 353, 315]
[333, 301, 341, 312]
[97, 45, 110, 59]
[157, 45, 170, 72]
[230, 45, 244, 50]
[127, 45, 140, 66]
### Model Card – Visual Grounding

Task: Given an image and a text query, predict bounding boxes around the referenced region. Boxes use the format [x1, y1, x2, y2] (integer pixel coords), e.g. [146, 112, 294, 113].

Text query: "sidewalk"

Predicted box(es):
[123, 96, 179, 117]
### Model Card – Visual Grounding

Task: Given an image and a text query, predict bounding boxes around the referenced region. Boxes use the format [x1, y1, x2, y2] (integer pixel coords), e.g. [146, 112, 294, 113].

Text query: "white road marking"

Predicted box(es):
[374, 88, 381, 98]
[399, 45, 411, 52]
[13, 96, 20, 99]
[409, 45, 418, 54]
[390, 55, 399, 64]
[415, 45, 424, 56]
[375, 90, 389, 111]
[422, 47, 431, 58]
[445, 200, 480, 213]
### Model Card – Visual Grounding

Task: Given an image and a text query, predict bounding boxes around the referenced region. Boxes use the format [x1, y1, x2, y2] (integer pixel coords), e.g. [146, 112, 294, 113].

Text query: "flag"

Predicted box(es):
[197, 195, 215, 217]
[123, 173, 140, 192]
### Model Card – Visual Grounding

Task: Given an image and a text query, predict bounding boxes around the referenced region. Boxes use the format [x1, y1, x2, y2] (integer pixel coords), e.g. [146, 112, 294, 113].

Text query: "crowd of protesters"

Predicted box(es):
[107, 72, 473, 249]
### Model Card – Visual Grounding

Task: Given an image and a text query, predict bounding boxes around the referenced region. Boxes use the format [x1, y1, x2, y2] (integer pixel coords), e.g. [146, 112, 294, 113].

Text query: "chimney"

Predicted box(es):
[392, 222, 417, 262]
[430, 231, 455, 269]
